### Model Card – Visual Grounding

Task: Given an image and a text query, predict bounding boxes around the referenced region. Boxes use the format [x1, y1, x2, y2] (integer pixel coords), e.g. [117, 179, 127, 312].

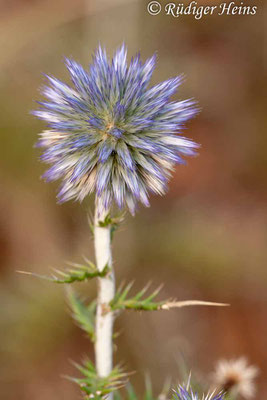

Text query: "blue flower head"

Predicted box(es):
[173, 385, 224, 400]
[34, 44, 199, 214]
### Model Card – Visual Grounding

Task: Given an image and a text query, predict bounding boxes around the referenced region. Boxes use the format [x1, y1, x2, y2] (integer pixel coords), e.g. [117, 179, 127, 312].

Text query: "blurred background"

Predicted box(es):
[0, 0, 266, 398]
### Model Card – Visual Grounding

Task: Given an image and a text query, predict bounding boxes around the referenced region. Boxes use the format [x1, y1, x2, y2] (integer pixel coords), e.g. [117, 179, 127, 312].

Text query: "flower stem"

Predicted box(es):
[94, 202, 115, 379]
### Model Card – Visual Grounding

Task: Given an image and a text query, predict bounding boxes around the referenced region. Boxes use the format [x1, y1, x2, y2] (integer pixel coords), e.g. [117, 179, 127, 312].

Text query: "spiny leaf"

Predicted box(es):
[67, 359, 129, 398]
[67, 288, 96, 341]
[110, 283, 228, 312]
[18, 260, 110, 284]
[97, 212, 125, 240]
[110, 283, 164, 311]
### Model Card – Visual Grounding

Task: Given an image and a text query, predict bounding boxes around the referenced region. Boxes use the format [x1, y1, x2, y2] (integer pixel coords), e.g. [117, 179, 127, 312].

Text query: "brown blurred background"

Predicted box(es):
[0, 0, 266, 398]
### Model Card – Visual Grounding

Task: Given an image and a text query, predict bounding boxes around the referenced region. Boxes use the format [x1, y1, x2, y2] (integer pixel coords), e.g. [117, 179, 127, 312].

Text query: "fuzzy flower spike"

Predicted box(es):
[34, 44, 198, 214]
[211, 357, 259, 399]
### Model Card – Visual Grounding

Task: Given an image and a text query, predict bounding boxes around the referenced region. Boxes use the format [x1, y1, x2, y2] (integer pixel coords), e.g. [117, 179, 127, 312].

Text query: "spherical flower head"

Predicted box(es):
[173, 385, 224, 400]
[211, 358, 259, 399]
[33, 44, 199, 214]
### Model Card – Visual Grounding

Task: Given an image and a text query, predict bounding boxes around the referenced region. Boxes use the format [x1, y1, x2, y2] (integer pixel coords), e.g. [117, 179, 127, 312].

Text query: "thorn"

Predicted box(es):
[161, 300, 230, 310]
[16, 270, 32, 275]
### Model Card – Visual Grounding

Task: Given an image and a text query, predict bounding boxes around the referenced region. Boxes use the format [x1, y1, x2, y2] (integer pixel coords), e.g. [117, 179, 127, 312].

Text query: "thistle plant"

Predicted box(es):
[31, 44, 226, 399]
[173, 385, 224, 400]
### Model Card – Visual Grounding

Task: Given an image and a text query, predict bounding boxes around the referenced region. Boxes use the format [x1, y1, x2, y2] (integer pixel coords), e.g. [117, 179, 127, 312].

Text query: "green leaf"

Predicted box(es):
[18, 260, 110, 284]
[67, 288, 96, 341]
[66, 359, 129, 398]
[110, 283, 164, 312]
[97, 212, 125, 240]
[110, 283, 228, 312]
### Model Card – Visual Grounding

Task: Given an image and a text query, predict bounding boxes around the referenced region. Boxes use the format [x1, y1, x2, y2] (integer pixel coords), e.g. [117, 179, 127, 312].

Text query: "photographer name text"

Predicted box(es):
[147, 1, 258, 19]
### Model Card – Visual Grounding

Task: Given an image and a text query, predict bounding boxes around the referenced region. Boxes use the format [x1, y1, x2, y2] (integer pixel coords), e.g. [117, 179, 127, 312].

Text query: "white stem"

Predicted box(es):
[94, 202, 115, 378]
